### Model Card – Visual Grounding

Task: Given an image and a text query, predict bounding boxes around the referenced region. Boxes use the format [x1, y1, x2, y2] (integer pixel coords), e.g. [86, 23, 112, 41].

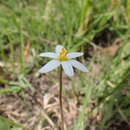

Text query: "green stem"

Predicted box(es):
[20, 19, 24, 73]
[59, 66, 64, 130]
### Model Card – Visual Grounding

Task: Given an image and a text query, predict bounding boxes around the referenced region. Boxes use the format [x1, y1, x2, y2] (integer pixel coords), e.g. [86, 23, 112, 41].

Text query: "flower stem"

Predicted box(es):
[59, 65, 64, 130]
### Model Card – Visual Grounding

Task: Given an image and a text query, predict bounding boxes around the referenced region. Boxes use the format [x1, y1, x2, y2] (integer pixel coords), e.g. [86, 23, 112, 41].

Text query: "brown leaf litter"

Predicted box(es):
[0, 72, 79, 130]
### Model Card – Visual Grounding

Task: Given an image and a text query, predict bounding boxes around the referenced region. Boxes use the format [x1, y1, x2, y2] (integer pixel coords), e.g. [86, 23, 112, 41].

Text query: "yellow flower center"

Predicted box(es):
[58, 48, 68, 61]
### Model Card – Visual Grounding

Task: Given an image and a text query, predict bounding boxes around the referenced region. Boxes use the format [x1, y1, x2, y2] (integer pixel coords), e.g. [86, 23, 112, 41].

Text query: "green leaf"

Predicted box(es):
[0, 117, 10, 130]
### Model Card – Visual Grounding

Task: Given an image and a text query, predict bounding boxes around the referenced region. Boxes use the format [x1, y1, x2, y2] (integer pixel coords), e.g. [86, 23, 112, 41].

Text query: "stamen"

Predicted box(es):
[59, 48, 68, 61]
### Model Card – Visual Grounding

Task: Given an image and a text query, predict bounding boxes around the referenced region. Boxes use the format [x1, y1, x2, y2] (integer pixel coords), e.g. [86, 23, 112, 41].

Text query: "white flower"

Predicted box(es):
[39, 45, 89, 76]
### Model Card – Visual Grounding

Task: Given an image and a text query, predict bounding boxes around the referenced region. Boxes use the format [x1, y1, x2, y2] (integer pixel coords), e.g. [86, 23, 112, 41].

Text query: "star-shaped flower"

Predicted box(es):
[39, 45, 89, 76]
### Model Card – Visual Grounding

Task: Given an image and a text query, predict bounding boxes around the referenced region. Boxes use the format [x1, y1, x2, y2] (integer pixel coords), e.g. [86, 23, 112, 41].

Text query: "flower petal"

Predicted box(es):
[39, 52, 58, 58]
[70, 60, 89, 72]
[39, 60, 60, 73]
[55, 45, 64, 54]
[67, 52, 83, 59]
[61, 61, 74, 77]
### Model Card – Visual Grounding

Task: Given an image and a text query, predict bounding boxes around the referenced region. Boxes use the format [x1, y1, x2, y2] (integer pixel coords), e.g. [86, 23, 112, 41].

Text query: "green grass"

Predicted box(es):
[0, 0, 130, 130]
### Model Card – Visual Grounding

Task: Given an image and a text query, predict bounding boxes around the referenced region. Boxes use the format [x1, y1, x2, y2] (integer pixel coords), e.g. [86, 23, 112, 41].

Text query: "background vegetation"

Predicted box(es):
[0, 0, 130, 130]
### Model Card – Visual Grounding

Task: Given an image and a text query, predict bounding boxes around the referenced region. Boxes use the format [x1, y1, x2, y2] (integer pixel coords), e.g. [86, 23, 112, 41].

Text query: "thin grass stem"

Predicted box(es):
[59, 65, 64, 130]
